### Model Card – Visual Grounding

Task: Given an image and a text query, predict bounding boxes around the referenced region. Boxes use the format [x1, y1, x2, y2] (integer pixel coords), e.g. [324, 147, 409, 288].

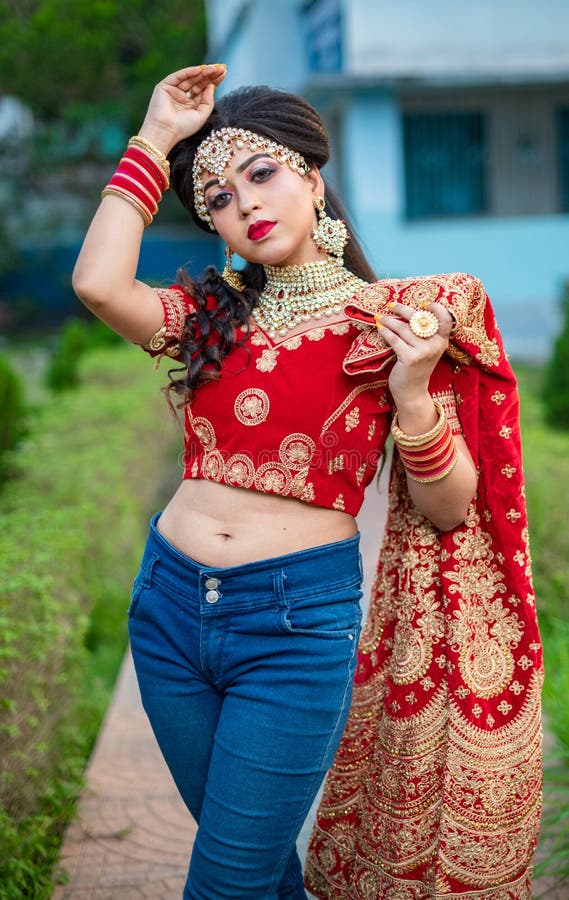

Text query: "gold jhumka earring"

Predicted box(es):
[311, 196, 349, 263]
[222, 246, 245, 292]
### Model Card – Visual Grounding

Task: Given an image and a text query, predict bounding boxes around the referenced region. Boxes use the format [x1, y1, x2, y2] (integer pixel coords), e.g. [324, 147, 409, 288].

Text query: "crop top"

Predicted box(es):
[141, 282, 462, 516]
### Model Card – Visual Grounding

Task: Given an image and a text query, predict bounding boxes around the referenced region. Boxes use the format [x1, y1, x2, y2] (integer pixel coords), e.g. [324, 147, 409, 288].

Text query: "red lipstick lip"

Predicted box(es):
[248, 220, 276, 241]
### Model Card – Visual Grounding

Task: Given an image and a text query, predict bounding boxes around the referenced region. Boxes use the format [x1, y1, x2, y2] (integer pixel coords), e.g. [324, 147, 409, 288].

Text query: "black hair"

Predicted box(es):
[166, 84, 376, 405]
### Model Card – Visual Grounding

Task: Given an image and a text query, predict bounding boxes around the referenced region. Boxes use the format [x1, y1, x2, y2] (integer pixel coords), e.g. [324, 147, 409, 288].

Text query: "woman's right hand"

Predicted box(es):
[138, 64, 227, 155]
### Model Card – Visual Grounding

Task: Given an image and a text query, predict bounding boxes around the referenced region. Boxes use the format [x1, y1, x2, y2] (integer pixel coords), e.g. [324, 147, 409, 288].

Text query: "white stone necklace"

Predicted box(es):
[253, 258, 366, 339]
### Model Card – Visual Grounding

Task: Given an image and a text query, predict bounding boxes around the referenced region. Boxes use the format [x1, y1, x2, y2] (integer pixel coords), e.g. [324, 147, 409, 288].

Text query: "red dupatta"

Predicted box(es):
[305, 273, 543, 899]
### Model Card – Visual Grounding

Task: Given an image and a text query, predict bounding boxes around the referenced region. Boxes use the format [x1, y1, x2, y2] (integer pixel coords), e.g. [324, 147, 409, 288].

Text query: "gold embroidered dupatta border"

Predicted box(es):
[305, 273, 544, 899]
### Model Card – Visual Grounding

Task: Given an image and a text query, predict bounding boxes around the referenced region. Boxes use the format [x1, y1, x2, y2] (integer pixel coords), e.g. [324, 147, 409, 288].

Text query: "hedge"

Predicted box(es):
[0, 345, 178, 896]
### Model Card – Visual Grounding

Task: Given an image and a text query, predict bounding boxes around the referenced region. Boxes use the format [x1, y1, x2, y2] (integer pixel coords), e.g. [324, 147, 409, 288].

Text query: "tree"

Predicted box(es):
[0, 0, 206, 128]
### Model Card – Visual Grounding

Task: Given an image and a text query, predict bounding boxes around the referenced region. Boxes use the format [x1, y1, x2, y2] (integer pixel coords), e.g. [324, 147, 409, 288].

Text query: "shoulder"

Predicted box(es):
[352, 272, 484, 313]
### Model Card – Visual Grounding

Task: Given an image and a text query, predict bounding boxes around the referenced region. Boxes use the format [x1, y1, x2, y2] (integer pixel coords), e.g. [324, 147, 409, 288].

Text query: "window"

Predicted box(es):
[403, 112, 487, 220]
[558, 107, 569, 213]
[301, 0, 342, 74]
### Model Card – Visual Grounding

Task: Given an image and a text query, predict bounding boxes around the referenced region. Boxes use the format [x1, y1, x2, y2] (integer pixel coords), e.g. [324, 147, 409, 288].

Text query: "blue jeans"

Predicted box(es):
[128, 513, 363, 899]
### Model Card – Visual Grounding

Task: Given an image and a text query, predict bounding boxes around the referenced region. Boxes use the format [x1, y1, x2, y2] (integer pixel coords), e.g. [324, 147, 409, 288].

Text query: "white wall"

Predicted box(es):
[205, 0, 308, 95]
[346, 0, 569, 78]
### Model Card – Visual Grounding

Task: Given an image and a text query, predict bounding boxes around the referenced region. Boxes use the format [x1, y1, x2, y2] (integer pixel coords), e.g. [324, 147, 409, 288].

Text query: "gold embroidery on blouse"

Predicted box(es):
[145, 287, 192, 352]
[327, 455, 345, 475]
[255, 348, 279, 372]
[233, 388, 270, 426]
[320, 379, 386, 439]
[345, 407, 360, 432]
[279, 433, 316, 470]
[332, 493, 345, 511]
[224, 454, 255, 488]
[190, 415, 217, 450]
[431, 389, 462, 435]
[254, 462, 291, 495]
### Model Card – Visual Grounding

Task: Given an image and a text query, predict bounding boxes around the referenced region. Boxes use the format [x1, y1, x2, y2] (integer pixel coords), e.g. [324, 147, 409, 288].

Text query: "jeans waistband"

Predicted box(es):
[139, 512, 362, 604]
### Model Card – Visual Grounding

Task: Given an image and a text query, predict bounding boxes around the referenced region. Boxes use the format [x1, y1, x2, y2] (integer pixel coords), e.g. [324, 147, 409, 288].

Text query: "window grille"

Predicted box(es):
[558, 107, 569, 213]
[403, 112, 487, 220]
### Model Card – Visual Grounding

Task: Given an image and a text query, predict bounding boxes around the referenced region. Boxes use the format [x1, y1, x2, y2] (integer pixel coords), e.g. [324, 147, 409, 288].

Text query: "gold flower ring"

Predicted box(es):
[409, 309, 439, 339]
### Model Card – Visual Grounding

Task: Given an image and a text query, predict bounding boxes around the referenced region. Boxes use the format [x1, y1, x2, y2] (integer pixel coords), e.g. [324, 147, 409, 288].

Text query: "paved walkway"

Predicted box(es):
[54, 478, 563, 898]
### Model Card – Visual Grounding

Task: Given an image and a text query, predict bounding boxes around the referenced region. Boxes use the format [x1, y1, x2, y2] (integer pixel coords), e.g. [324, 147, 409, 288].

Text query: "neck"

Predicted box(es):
[254, 257, 366, 339]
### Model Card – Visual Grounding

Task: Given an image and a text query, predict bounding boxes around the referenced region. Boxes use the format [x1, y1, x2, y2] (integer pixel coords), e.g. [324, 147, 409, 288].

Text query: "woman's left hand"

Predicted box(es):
[377, 301, 455, 406]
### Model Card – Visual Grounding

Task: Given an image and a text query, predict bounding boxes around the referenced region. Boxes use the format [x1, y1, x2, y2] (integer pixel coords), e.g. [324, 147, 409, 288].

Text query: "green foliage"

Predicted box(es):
[0, 345, 177, 893]
[45, 317, 124, 392]
[542, 281, 569, 429]
[0, 0, 206, 128]
[516, 363, 569, 891]
[0, 353, 26, 464]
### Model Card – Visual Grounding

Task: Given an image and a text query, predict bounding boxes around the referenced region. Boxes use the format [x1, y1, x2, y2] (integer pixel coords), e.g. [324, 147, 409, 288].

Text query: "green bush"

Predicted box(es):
[516, 363, 569, 891]
[44, 318, 91, 391]
[0, 344, 177, 895]
[45, 317, 124, 392]
[542, 281, 569, 429]
[0, 353, 26, 463]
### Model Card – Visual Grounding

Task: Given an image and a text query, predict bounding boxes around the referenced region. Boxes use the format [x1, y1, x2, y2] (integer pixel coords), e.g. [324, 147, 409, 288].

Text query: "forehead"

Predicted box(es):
[200, 146, 269, 186]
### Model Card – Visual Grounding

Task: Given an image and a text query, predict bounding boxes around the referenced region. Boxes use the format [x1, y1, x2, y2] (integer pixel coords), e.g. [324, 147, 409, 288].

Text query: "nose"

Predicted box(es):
[236, 185, 261, 218]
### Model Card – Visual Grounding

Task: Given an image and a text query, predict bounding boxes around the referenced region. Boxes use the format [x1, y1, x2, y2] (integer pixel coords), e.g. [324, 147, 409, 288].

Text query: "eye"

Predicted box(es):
[251, 165, 276, 182]
[207, 190, 232, 211]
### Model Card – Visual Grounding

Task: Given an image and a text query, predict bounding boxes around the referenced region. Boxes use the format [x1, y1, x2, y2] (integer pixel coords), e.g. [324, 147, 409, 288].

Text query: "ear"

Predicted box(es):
[306, 165, 325, 198]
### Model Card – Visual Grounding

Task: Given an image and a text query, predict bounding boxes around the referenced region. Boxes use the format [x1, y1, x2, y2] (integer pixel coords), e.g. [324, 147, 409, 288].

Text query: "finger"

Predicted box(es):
[375, 321, 415, 355]
[165, 63, 226, 85]
[428, 301, 455, 335]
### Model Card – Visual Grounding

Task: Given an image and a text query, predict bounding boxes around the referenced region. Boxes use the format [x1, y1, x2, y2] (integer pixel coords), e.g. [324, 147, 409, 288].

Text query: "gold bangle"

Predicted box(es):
[101, 187, 153, 226]
[391, 399, 446, 448]
[128, 135, 171, 178]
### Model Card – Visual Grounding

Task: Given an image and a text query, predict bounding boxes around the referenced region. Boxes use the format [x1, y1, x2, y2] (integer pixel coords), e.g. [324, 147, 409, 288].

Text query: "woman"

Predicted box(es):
[73, 65, 542, 899]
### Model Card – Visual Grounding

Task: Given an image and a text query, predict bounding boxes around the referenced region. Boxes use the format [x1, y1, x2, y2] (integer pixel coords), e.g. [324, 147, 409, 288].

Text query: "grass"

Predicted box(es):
[516, 362, 569, 891]
[0, 343, 179, 897]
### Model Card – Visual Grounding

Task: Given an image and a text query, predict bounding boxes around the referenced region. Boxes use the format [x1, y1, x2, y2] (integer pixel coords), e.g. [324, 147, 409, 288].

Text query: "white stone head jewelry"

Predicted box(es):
[192, 127, 311, 230]
[311, 196, 348, 263]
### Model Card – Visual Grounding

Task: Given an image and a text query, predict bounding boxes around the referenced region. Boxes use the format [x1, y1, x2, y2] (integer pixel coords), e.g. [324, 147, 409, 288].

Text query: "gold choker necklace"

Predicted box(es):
[253, 258, 366, 339]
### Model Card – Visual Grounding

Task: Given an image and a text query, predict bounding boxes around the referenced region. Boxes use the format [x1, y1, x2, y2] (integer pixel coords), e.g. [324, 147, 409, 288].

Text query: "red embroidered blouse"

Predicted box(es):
[143, 283, 462, 517]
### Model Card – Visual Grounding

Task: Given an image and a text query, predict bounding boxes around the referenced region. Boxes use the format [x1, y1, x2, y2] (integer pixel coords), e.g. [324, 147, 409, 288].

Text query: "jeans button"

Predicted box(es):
[205, 577, 220, 590]
[205, 590, 220, 604]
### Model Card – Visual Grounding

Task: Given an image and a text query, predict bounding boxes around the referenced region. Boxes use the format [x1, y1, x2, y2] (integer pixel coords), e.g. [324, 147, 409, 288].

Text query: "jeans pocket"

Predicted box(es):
[281, 579, 363, 640]
[128, 575, 147, 619]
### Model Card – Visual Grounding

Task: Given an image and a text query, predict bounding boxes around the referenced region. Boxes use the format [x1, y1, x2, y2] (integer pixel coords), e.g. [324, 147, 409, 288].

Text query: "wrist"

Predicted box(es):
[137, 121, 179, 156]
[392, 392, 437, 435]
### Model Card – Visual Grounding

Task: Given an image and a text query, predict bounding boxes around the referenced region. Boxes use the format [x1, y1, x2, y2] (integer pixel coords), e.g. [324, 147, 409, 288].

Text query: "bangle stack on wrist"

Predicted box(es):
[391, 399, 458, 483]
[101, 136, 171, 226]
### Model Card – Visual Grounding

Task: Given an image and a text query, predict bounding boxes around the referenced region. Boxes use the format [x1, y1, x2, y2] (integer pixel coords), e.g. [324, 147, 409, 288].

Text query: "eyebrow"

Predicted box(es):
[203, 153, 276, 194]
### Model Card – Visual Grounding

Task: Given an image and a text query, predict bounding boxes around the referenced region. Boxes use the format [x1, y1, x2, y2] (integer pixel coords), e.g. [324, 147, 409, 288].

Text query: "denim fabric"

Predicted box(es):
[128, 513, 363, 899]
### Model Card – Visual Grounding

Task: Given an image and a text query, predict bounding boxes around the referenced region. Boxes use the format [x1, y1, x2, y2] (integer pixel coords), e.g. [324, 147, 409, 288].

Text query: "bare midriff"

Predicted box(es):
[156, 479, 358, 568]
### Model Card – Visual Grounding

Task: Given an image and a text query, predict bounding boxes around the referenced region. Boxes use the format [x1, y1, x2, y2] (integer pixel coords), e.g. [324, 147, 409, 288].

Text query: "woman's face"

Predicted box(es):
[200, 147, 325, 267]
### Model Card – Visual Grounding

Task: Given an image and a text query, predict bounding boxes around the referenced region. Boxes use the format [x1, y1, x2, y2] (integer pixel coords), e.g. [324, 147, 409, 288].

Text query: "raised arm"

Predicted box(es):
[72, 63, 226, 345]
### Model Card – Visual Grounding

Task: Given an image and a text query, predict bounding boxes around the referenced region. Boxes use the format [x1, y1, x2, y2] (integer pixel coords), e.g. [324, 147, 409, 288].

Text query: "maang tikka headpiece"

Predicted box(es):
[192, 127, 311, 229]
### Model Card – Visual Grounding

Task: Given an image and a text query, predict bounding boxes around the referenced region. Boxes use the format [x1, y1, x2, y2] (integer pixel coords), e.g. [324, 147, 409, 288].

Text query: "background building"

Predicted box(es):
[205, 0, 569, 358]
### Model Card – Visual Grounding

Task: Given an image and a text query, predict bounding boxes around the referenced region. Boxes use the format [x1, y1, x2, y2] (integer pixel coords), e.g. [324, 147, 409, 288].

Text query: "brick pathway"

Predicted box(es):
[53, 477, 563, 898]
